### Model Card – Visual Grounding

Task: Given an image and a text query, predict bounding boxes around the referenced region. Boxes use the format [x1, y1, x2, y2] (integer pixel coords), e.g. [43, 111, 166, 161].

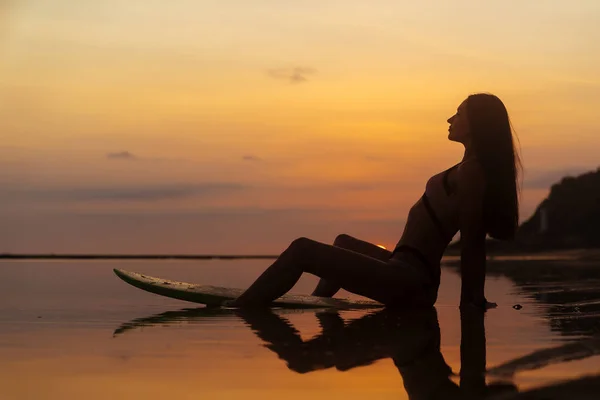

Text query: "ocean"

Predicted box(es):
[1, 258, 599, 399]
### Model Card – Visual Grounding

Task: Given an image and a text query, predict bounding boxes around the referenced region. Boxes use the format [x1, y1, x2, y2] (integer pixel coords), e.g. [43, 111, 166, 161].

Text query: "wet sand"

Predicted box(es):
[1, 258, 599, 399]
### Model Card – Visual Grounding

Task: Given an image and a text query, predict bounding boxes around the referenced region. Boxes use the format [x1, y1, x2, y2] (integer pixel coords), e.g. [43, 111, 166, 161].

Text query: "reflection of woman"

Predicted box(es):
[232, 93, 521, 310]
[237, 308, 442, 374]
[237, 308, 516, 399]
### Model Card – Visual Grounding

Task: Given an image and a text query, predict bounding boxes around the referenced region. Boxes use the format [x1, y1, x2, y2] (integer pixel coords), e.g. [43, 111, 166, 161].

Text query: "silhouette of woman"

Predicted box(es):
[232, 93, 521, 310]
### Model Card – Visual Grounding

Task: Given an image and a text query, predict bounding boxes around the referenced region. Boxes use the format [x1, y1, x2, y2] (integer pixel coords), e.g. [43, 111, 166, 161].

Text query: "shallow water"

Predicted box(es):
[1, 259, 600, 399]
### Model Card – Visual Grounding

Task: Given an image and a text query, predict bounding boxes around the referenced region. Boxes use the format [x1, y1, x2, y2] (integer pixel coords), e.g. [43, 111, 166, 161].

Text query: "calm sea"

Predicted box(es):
[1, 258, 599, 399]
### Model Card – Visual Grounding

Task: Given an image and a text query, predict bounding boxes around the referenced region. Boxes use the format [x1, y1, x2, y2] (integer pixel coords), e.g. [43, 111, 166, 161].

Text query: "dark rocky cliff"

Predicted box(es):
[517, 167, 600, 249]
[447, 167, 600, 253]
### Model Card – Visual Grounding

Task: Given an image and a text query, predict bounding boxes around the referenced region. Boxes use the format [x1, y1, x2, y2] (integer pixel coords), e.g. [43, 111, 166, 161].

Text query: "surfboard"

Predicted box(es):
[113, 268, 383, 309]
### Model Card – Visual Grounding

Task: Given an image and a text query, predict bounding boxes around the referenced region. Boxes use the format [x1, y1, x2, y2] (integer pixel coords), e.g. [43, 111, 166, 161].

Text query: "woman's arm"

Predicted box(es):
[457, 161, 487, 308]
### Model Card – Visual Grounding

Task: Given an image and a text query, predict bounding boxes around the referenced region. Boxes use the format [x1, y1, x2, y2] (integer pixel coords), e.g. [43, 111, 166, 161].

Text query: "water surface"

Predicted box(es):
[1, 258, 599, 399]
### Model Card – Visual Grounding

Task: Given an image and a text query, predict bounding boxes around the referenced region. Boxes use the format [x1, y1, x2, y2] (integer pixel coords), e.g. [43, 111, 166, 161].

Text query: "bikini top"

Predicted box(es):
[420, 164, 461, 243]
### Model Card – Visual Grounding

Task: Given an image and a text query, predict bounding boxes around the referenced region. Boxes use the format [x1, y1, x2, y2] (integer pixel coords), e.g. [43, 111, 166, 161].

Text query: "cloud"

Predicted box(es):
[242, 155, 262, 162]
[267, 67, 316, 83]
[5, 183, 248, 202]
[107, 151, 137, 160]
[105, 151, 186, 163]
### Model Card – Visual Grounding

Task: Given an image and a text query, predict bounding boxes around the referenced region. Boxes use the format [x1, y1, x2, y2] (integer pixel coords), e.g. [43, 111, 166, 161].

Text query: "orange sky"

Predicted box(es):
[1, 1, 599, 253]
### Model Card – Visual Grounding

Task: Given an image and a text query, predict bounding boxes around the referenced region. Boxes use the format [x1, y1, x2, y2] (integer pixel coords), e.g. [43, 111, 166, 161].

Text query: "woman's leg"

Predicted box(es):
[312, 234, 392, 297]
[232, 237, 425, 307]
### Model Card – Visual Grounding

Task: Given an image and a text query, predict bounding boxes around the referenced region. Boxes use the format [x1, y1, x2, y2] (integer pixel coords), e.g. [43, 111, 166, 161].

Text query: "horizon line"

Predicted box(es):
[0, 254, 279, 260]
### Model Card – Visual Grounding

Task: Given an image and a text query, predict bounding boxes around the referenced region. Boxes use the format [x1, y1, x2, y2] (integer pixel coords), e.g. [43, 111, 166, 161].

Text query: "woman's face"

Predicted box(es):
[447, 100, 470, 144]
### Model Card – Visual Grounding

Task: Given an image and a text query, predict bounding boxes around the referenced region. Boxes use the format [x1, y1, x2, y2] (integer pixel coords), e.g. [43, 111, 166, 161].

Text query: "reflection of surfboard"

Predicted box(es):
[113, 269, 382, 309]
[487, 338, 600, 378]
[113, 307, 318, 337]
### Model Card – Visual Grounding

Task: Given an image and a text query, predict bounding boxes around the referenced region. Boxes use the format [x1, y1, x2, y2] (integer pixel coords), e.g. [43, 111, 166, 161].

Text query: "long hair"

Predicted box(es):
[466, 93, 521, 240]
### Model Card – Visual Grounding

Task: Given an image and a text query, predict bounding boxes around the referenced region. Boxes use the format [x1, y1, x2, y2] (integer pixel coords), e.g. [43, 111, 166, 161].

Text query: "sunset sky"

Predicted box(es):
[1, 0, 599, 253]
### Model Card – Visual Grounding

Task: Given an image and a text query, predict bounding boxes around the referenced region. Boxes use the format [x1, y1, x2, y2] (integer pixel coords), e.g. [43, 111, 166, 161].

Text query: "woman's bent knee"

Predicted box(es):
[289, 237, 318, 257]
[333, 234, 353, 247]
[291, 237, 312, 249]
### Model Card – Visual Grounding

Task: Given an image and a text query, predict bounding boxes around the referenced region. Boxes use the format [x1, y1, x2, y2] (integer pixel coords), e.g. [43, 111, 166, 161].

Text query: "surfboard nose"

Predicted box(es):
[113, 268, 125, 278]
